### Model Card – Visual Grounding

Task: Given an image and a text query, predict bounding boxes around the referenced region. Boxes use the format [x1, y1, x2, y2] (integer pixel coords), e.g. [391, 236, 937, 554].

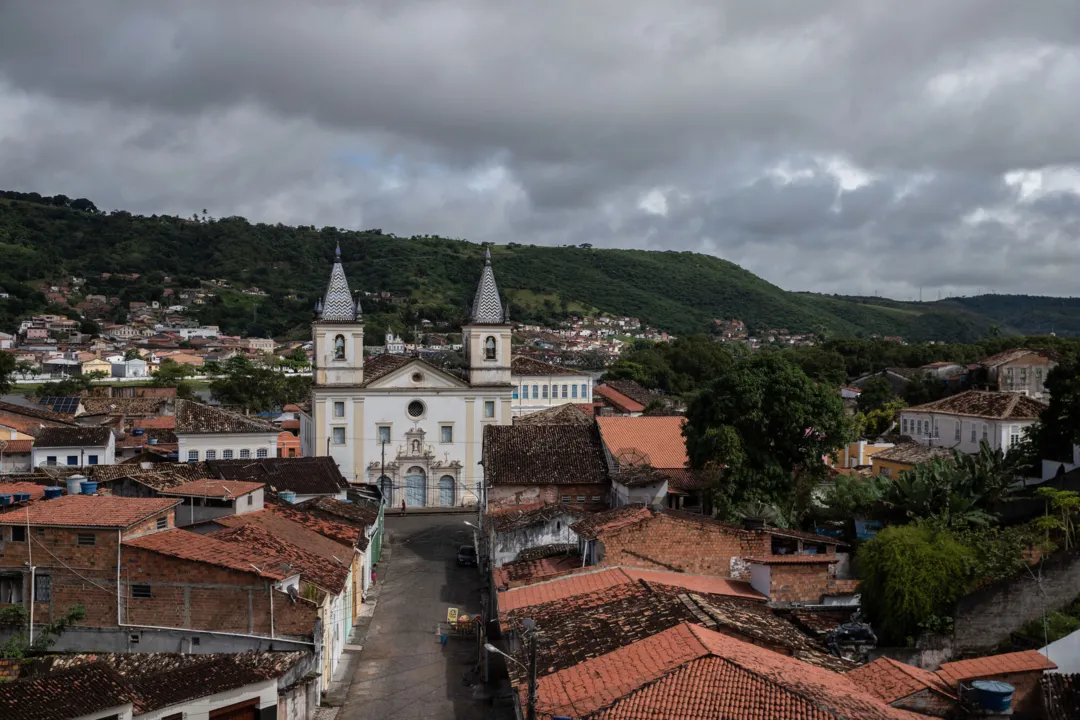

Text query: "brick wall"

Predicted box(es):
[596, 515, 766, 577]
[489, 483, 609, 511]
[767, 563, 833, 604]
[122, 508, 175, 539]
[892, 689, 955, 717]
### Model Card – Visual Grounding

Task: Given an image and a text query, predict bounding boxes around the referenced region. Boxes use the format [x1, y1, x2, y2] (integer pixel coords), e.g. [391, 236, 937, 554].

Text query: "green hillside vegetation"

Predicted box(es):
[0, 190, 1072, 341]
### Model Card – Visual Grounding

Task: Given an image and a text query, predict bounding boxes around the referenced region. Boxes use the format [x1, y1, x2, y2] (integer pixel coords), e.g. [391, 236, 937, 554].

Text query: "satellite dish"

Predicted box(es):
[614, 447, 650, 467]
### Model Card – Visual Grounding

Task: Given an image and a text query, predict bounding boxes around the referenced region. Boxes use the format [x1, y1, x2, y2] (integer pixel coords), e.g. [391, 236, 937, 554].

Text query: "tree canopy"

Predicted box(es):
[209, 355, 310, 413]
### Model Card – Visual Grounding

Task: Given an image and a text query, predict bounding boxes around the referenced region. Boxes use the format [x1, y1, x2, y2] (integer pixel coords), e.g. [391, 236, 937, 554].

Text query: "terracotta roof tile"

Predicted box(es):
[570, 505, 654, 540]
[1041, 673, 1080, 720]
[206, 456, 347, 496]
[0, 482, 48, 500]
[124, 658, 271, 713]
[493, 554, 583, 589]
[0, 495, 178, 528]
[81, 397, 169, 416]
[211, 524, 349, 593]
[532, 623, 921, 719]
[294, 496, 380, 527]
[979, 348, 1048, 368]
[511, 356, 583, 376]
[132, 416, 176, 429]
[603, 380, 663, 407]
[846, 657, 956, 703]
[597, 416, 688, 469]
[936, 649, 1057, 685]
[483, 424, 609, 486]
[0, 661, 134, 720]
[514, 403, 595, 426]
[158, 479, 265, 498]
[175, 399, 279, 434]
[214, 507, 361, 556]
[124, 528, 288, 579]
[871, 442, 954, 465]
[33, 425, 113, 448]
[595, 385, 647, 413]
[904, 390, 1046, 420]
[0, 400, 77, 426]
[0, 439, 33, 453]
[360, 354, 414, 385]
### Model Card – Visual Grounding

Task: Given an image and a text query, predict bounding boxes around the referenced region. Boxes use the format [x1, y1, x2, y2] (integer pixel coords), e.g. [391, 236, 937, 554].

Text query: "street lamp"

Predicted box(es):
[484, 642, 526, 669]
[485, 622, 539, 720]
[464, 520, 479, 530]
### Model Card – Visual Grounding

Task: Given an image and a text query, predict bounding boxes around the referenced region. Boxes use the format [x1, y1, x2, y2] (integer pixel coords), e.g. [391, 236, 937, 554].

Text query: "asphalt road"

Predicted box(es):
[339, 514, 509, 720]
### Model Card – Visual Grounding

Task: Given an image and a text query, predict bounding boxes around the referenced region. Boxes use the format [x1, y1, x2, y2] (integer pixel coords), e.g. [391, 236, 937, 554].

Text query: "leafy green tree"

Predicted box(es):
[858, 525, 977, 644]
[209, 355, 311, 413]
[785, 346, 848, 386]
[79, 319, 100, 336]
[0, 604, 86, 658]
[0, 351, 15, 393]
[684, 352, 849, 515]
[857, 376, 895, 413]
[123, 348, 142, 360]
[903, 372, 950, 406]
[1034, 355, 1080, 462]
[151, 359, 194, 398]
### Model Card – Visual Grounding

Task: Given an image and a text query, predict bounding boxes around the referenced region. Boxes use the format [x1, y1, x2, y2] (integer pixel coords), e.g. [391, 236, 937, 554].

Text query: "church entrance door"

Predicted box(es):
[405, 468, 426, 507]
[438, 475, 455, 506]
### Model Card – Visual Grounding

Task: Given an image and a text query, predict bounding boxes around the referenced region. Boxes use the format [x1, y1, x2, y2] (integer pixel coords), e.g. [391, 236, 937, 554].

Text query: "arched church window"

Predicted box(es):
[333, 334, 346, 360]
[485, 336, 496, 360]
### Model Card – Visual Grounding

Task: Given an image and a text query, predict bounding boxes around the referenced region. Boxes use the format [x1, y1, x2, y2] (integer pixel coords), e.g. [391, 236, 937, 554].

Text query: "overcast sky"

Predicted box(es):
[2, 1, 1080, 300]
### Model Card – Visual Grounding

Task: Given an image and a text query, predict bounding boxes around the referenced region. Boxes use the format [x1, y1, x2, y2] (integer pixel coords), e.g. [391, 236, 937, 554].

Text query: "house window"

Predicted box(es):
[206, 449, 217, 460]
[87, 455, 99, 465]
[0, 575, 22, 604]
[441, 426, 453, 443]
[35, 574, 51, 602]
[532, 385, 539, 399]
[378, 426, 391, 444]
[592, 495, 601, 503]
[562, 385, 568, 398]
[521, 386, 528, 400]
[334, 401, 345, 418]
[131, 585, 153, 599]
[46, 456, 56, 466]
[67, 455, 78, 466]
[332, 427, 346, 445]
[257, 448, 268, 458]
[542, 385, 548, 399]
[572, 385, 578, 398]
[512, 389, 518, 399]
[156, 517, 167, 530]
[1010, 426, 1021, 447]
[222, 449, 234, 459]
[11, 526, 26, 542]
[970, 424, 976, 442]
[880, 467, 892, 478]
[955, 421, 961, 441]
[333, 334, 346, 360]
[77, 533, 96, 546]
[239, 449, 251, 459]
[248, 494, 254, 505]
[577, 495, 586, 503]
[982, 424, 989, 442]
[484, 401, 495, 418]
[580, 384, 587, 398]
[901, 418, 908, 434]
[188, 450, 199, 462]
[485, 336, 496, 360]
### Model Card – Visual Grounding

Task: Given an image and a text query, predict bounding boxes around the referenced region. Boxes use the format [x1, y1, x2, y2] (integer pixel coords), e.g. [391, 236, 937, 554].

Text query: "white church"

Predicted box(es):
[299, 245, 594, 507]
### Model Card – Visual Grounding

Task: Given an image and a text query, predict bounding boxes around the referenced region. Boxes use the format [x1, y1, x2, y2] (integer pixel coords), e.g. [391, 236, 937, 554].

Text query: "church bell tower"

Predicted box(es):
[461, 248, 511, 386]
[312, 243, 364, 386]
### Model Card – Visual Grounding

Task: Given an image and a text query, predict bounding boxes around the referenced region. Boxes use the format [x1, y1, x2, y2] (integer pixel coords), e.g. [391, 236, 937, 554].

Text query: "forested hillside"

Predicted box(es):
[0, 190, 1069, 340]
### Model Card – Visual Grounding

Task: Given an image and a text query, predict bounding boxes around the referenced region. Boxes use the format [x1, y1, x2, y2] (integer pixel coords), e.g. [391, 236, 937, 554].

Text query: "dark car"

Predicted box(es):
[457, 544, 478, 567]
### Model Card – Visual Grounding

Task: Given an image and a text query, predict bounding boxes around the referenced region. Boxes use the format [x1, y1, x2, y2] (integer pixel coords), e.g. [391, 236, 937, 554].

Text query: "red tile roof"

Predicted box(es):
[158, 479, 265, 498]
[936, 650, 1057, 685]
[0, 440, 33, 453]
[493, 554, 583, 589]
[570, 504, 654, 539]
[532, 623, 921, 720]
[132, 416, 176, 429]
[214, 508, 359, 559]
[596, 416, 688, 469]
[595, 385, 646, 413]
[498, 567, 762, 612]
[211, 524, 349, 593]
[124, 528, 287, 579]
[0, 482, 48, 501]
[279, 419, 300, 431]
[0, 495, 179, 528]
[846, 657, 956, 704]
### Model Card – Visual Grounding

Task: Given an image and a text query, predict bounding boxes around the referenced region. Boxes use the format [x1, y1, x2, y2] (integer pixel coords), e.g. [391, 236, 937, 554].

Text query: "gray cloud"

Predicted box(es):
[2, 0, 1080, 299]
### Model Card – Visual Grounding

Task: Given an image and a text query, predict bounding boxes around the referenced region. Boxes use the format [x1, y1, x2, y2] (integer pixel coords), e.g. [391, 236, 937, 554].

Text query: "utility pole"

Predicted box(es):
[526, 626, 538, 720]
[380, 438, 387, 504]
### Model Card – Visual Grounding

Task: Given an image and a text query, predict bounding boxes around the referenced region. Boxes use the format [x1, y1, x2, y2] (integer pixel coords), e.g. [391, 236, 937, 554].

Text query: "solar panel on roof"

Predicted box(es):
[37, 396, 81, 413]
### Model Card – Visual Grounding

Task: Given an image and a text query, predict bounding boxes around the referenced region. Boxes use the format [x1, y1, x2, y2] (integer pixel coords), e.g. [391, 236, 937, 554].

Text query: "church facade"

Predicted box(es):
[300, 246, 514, 507]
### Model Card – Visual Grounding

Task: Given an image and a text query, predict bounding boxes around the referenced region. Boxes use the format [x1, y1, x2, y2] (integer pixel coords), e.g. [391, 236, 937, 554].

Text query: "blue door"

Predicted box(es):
[438, 475, 455, 506]
[405, 468, 426, 507]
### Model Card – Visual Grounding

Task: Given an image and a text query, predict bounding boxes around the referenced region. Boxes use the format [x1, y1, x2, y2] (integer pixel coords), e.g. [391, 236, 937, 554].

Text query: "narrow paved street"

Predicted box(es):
[340, 515, 510, 720]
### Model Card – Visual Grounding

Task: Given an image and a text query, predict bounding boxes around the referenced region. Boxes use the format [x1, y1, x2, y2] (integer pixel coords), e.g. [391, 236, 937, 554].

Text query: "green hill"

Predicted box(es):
[0, 190, 1065, 341]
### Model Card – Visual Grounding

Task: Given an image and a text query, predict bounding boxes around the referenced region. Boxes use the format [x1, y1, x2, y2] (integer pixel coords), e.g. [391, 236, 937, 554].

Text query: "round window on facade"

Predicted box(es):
[408, 400, 425, 418]
[411, 372, 423, 383]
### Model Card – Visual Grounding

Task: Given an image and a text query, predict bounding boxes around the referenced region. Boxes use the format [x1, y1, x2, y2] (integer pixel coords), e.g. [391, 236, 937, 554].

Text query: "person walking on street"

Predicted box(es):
[400, 499, 406, 516]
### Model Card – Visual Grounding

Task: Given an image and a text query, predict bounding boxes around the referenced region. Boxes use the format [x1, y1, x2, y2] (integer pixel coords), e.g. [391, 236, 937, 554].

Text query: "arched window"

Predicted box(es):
[333, 334, 346, 360]
[484, 336, 496, 360]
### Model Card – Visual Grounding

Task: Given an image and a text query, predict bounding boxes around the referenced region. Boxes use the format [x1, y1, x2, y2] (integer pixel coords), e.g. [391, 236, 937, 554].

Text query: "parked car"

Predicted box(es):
[457, 544, 478, 567]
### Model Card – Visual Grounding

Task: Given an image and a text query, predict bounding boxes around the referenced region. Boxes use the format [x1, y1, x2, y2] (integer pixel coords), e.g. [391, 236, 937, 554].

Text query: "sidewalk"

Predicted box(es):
[318, 536, 394, 717]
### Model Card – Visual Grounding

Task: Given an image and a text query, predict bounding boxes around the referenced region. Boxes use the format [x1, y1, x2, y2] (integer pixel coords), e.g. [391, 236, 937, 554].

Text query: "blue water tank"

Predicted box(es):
[80, 480, 99, 495]
[13, 493, 31, 503]
[0, 495, 11, 506]
[279, 491, 297, 504]
[971, 680, 1014, 712]
[44, 487, 63, 500]
[132, 428, 145, 436]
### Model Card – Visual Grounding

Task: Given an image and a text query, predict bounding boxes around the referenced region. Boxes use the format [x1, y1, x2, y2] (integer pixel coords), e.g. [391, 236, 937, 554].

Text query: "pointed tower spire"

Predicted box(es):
[320, 244, 359, 322]
[468, 247, 506, 324]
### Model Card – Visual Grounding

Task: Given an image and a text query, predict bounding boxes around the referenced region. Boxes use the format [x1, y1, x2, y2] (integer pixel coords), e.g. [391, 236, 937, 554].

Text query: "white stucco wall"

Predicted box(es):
[493, 515, 582, 566]
[749, 563, 772, 598]
[32, 438, 115, 467]
[1041, 628, 1080, 674]
[177, 432, 280, 463]
[511, 373, 593, 416]
[170, 488, 265, 526]
[899, 411, 1035, 455]
[611, 478, 667, 508]
[138, 678, 277, 720]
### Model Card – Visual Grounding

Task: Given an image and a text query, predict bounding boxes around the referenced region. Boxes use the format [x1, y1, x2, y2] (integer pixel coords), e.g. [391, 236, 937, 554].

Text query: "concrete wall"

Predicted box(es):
[611, 479, 666, 508]
[171, 489, 265, 527]
[0, 623, 312, 653]
[492, 516, 581, 566]
[32, 439, 115, 467]
[750, 564, 771, 598]
[511, 373, 593, 417]
[139, 677, 277, 720]
[488, 483, 609, 511]
[954, 548, 1080, 653]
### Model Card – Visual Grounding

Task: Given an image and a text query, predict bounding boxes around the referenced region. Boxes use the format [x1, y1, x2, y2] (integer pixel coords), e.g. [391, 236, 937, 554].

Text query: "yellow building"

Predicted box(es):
[831, 440, 895, 469]
[80, 357, 113, 376]
[871, 442, 953, 478]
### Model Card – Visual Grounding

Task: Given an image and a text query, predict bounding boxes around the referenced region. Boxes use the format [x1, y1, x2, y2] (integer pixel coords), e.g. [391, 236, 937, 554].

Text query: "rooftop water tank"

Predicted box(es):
[279, 491, 297, 504]
[80, 480, 99, 495]
[66, 475, 86, 496]
[13, 493, 31, 503]
[44, 487, 63, 500]
[971, 680, 1014, 713]
[132, 428, 145, 436]
[0, 495, 11, 506]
